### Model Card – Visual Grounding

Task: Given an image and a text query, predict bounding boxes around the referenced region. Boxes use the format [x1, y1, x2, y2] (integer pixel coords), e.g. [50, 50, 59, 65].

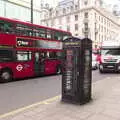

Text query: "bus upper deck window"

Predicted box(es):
[0, 20, 14, 34]
[63, 34, 71, 41]
[0, 21, 4, 32]
[54, 32, 62, 40]
[47, 30, 52, 39]
[38, 28, 46, 38]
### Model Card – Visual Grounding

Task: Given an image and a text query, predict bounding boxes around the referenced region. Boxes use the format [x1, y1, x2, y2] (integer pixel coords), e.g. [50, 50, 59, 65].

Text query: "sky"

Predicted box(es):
[104, 0, 120, 5]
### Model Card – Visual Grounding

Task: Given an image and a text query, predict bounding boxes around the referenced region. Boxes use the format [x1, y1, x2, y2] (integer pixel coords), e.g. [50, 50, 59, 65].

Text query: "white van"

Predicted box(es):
[99, 41, 120, 73]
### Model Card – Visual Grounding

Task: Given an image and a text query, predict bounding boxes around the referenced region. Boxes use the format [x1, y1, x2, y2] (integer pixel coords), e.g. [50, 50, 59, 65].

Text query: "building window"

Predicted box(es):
[84, 12, 88, 18]
[84, 23, 88, 31]
[56, 10, 58, 15]
[66, 16, 70, 23]
[75, 15, 78, 21]
[49, 12, 52, 17]
[99, 34, 101, 42]
[99, 16, 100, 21]
[67, 25, 70, 32]
[84, 0, 88, 5]
[95, 13, 96, 19]
[59, 18, 62, 24]
[70, 6, 73, 11]
[67, 7, 70, 12]
[63, 8, 66, 14]
[104, 19, 106, 25]
[101, 17, 103, 23]
[46, 22, 48, 26]
[102, 35, 103, 41]
[104, 27, 106, 33]
[75, 5, 78, 10]
[51, 19, 54, 26]
[101, 26, 103, 32]
[59, 26, 62, 29]
[105, 36, 106, 40]
[99, 24, 100, 32]
[75, 33, 78, 36]
[75, 24, 78, 31]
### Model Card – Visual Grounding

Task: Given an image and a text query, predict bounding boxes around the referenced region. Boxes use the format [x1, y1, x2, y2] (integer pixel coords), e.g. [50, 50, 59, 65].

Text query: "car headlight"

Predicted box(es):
[118, 66, 120, 70]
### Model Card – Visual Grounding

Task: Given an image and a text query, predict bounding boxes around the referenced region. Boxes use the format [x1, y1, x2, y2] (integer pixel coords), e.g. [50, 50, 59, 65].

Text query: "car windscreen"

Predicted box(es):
[101, 49, 120, 56]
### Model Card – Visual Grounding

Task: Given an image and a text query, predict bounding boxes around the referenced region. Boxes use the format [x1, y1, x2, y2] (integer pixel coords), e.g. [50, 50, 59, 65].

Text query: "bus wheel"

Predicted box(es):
[56, 66, 62, 75]
[0, 70, 13, 83]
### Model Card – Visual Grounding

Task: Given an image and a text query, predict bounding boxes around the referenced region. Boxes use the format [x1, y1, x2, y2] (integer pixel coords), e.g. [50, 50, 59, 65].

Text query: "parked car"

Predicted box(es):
[92, 53, 98, 70]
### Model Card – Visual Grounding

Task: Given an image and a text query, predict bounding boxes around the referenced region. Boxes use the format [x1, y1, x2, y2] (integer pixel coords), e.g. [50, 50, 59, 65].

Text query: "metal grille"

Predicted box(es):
[104, 59, 117, 63]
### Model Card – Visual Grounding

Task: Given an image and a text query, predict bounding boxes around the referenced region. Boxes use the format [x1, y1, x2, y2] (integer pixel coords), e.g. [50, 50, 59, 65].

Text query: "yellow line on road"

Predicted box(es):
[0, 95, 60, 119]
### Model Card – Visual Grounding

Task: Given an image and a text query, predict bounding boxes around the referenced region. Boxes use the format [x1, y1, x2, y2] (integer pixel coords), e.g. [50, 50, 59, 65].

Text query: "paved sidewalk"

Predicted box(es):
[1, 76, 120, 120]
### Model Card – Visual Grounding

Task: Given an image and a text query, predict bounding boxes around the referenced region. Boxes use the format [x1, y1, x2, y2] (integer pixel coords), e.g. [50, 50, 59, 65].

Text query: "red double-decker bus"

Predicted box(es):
[0, 17, 72, 82]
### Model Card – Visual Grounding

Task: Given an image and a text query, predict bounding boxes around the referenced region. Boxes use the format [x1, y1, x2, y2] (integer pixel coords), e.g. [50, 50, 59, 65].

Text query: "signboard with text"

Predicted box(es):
[16, 38, 62, 49]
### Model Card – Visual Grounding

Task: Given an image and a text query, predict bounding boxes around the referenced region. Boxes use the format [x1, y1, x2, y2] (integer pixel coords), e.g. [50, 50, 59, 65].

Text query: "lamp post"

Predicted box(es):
[4, 0, 7, 17]
[31, 0, 33, 23]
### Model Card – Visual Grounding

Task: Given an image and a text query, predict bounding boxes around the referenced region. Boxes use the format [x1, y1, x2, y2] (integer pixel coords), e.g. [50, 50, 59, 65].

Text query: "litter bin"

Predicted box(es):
[62, 37, 92, 104]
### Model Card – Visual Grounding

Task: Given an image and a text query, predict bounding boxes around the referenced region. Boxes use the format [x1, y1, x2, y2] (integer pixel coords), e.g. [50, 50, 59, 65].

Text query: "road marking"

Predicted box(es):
[0, 95, 60, 119]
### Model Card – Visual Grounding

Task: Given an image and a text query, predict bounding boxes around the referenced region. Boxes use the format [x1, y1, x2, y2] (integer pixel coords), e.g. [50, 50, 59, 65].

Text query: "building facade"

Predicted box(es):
[41, 0, 120, 48]
[0, 0, 41, 24]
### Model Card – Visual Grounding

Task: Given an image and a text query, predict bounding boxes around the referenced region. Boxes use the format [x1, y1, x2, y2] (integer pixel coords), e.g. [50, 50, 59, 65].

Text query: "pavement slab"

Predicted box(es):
[1, 76, 120, 120]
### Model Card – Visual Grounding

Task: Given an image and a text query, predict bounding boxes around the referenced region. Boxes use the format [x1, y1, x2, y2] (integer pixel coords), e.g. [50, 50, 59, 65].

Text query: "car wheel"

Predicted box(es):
[56, 66, 62, 75]
[0, 70, 13, 83]
[99, 69, 105, 73]
[95, 65, 98, 70]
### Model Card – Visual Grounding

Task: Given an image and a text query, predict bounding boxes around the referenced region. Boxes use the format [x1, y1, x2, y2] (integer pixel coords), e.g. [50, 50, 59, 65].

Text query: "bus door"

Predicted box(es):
[34, 52, 45, 75]
[44, 52, 57, 75]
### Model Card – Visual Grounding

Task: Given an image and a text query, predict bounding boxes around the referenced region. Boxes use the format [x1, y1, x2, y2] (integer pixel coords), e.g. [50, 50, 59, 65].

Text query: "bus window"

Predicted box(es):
[33, 27, 39, 37]
[16, 24, 25, 36]
[56, 52, 63, 59]
[63, 33, 71, 40]
[48, 52, 57, 59]
[0, 20, 14, 34]
[26, 27, 33, 36]
[54, 32, 63, 40]
[44, 51, 63, 59]
[35, 52, 39, 62]
[38, 28, 46, 38]
[16, 24, 32, 36]
[16, 51, 32, 61]
[0, 50, 13, 62]
[0, 20, 4, 32]
[46, 30, 52, 39]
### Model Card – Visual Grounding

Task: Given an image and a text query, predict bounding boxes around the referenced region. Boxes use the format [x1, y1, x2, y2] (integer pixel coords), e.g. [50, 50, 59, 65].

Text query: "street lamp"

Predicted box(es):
[31, 0, 33, 23]
[4, 0, 8, 17]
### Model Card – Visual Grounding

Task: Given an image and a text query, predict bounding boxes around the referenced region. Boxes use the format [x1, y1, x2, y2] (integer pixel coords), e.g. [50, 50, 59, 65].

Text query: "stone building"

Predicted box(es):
[41, 0, 120, 48]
